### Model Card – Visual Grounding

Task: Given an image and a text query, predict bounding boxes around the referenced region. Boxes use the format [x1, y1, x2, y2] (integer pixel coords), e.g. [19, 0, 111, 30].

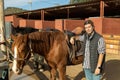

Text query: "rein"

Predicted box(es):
[13, 50, 31, 62]
[13, 49, 31, 69]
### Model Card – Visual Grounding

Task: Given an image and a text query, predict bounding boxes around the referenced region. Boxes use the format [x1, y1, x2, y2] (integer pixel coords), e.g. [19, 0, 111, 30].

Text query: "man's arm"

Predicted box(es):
[70, 36, 78, 44]
[95, 53, 105, 75]
[95, 37, 106, 75]
[70, 35, 84, 44]
[97, 53, 105, 68]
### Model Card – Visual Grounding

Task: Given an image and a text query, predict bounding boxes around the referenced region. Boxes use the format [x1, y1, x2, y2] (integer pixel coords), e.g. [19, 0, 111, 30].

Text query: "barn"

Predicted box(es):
[5, 0, 120, 54]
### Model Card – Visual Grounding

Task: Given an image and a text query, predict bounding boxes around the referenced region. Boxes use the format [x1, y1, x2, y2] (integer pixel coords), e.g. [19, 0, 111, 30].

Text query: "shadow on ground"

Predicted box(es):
[74, 71, 85, 80]
[11, 59, 120, 80]
[102, 60, 120, 80]
[28, 61, 85, 80]
[28, 61, 50, 80]
[66, 60, 120, 80]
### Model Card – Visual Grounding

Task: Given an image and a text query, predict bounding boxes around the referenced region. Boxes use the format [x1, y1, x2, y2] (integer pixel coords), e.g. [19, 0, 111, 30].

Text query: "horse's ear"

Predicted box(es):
[11, 34, 17, 40]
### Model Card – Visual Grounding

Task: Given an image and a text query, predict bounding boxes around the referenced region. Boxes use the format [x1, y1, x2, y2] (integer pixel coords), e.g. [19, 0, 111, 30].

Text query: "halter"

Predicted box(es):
[13, 50, 30, 61]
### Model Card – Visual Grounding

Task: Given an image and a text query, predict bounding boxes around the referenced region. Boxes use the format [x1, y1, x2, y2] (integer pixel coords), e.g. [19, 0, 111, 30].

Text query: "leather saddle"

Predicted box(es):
[67, 39, 83, 65]
[64, 30, 83, 65]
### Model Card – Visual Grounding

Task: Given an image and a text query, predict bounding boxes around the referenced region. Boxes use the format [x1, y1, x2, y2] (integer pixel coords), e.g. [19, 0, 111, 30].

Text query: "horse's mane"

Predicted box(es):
[28, 31, 66, 54]
[11, 26, 39, 35]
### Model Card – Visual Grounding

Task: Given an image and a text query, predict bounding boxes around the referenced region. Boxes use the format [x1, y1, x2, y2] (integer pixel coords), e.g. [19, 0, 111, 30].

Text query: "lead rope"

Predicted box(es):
[24, 39, 33, 62]
[28, 38, 34, 58]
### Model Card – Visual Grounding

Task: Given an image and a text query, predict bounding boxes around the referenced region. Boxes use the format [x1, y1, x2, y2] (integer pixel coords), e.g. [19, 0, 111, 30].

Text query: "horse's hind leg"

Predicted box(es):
[57, 65, 66, 80]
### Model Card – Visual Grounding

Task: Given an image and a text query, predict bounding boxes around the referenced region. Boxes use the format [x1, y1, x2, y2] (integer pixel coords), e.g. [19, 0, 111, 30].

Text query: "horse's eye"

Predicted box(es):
[19, 48, 25, 53]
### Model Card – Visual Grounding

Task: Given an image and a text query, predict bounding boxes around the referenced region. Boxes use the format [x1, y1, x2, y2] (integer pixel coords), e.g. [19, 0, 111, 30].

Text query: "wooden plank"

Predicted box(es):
[103, 34, 120, 40]
[106, 44, 120, 50]
[105, 39, 120, 45]
[106, 49, 120, 54]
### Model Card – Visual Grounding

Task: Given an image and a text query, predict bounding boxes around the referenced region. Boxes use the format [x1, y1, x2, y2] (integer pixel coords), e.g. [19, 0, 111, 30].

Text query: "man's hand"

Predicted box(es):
[94, 67, 101, 75]
[70, 37, 75, 44]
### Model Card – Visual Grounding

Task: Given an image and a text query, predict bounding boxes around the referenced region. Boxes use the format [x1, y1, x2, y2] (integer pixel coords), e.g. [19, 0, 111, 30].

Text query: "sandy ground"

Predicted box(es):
[9, 53, 120, 80]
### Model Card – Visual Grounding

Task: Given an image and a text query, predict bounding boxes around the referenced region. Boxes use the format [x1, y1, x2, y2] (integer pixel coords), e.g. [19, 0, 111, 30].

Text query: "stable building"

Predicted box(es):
[4, 0, 120, 57]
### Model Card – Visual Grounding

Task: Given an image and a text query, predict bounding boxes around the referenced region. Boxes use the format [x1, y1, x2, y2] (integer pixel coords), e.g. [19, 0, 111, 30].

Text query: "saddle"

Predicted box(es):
[67, 39, 83, 65]
[64, 30, 83, 65]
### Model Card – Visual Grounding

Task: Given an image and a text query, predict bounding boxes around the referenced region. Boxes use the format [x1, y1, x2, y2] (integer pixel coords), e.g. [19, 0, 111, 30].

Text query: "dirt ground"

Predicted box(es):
[9, 53, 120, 80]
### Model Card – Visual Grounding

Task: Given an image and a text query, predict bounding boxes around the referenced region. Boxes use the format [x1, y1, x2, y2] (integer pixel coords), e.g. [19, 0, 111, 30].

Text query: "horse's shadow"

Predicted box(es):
[66, 70, 85, 80]
[28, 60, 120, 80]
[27, 61, 50, 80]
[74, 71, 85, 80]
[102, 60, 120, 80]
[28, 60, 86, 80]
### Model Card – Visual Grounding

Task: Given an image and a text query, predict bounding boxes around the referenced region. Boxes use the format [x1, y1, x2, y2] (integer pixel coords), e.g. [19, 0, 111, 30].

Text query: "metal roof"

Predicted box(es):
[6, 0, 120, 20]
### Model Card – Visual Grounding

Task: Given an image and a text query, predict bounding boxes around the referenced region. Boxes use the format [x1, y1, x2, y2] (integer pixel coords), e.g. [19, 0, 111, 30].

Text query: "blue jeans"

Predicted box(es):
[84, 68, 102, 80]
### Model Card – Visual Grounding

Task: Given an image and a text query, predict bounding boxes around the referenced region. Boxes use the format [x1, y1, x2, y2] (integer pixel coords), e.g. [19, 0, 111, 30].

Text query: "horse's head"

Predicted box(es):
[11, 34, 31, 74]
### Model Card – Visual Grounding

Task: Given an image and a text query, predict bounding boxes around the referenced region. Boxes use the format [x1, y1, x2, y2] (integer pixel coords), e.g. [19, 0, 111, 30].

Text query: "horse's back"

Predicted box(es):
[28, 31, 68, 54]
[29, 31, 66, 41]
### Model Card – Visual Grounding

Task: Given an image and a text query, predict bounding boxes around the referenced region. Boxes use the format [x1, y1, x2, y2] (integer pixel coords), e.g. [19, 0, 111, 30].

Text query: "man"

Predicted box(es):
[70, 20, 106, 80]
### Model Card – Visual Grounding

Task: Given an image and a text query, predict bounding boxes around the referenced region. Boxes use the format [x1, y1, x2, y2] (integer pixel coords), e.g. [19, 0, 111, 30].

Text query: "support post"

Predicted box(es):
[0, 1, 8, 80]
[100, 0, 104, 17]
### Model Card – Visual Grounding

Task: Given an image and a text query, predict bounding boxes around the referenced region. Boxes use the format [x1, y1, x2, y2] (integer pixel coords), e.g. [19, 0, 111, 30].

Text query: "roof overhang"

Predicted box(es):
[5, 0, 120, 20]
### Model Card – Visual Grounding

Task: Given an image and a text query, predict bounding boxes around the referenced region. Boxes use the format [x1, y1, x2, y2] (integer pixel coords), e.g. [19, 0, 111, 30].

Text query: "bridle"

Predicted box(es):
[13, 37, 33, 63]
[13, 50, 31, 63]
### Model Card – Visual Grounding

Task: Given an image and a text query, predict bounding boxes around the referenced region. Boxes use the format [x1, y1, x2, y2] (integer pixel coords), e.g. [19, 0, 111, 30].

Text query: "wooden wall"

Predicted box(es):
[5, 15, 120, 35]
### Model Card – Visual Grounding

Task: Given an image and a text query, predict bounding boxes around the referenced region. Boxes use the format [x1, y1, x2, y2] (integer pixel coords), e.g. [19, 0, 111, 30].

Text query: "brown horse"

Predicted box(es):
[11, 31, 83, 80]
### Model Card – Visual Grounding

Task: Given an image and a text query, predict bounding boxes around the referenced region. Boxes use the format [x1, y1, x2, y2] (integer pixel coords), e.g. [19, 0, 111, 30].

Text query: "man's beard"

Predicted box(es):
[88, 29, 94, 37]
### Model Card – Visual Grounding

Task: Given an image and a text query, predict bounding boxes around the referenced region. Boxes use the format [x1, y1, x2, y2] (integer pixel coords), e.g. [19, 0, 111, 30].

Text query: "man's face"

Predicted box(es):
[84, 24, 94, 34]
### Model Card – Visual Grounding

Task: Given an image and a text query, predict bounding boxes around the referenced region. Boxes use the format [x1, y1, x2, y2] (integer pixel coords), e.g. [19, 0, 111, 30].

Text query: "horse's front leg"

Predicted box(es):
[50, 67, 57, 80]
[48, 62, 57, 80]
[57, 65, 66, 80]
